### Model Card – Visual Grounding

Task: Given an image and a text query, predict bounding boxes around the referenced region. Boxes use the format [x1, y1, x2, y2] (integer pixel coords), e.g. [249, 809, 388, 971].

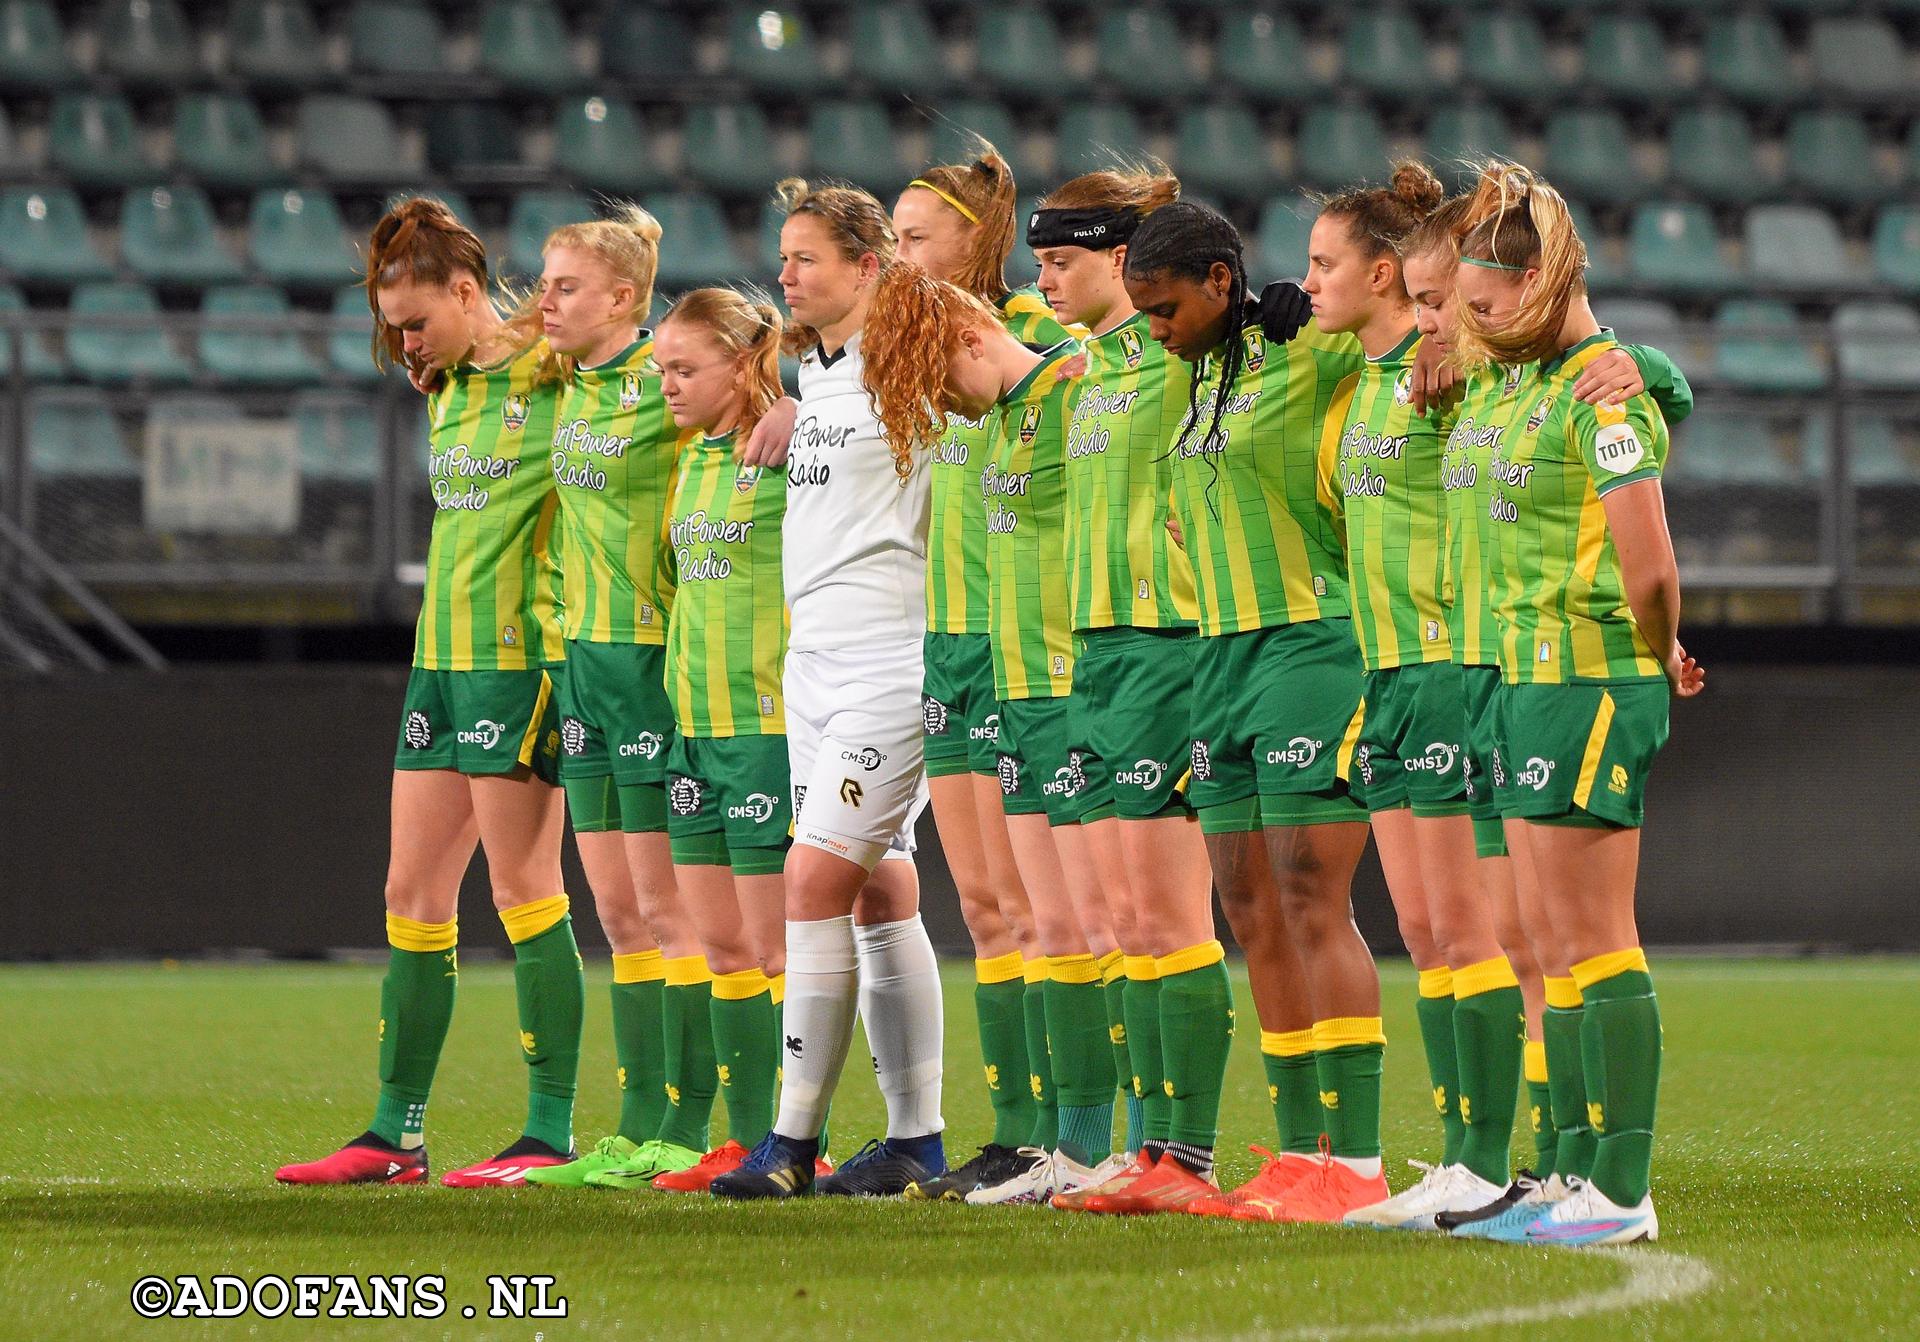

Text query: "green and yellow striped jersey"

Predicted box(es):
[1170, 314, 1367, 638]
[1444, 361, 1535, 668]
[550, 336, 688, 645]
[1063, 312, 1199, 631]
[665, 433, 787, 737]
[415, 340, 565, 671]
[1328, 329, 1453, 671]
[926, 287, 1080, 636]
[986, 341, 1080, 700]
[1487, 334, 1670, 685]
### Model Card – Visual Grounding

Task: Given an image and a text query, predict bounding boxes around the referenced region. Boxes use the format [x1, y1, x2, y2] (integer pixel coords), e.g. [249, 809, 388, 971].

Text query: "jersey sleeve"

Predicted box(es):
[1573, 396, 1666, 497]
[1620, 342, 1695, 426]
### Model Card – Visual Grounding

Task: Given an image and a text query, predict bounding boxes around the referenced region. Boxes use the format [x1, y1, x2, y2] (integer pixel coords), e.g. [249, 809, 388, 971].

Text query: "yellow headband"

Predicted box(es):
[909, 179, 980, 225]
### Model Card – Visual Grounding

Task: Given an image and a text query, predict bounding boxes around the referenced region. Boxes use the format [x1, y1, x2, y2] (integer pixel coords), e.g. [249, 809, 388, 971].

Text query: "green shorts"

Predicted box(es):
[665, 733, 794, 862]
[1460, 664, 1508, 857]
[922, 631, 1000, 778]
[556, 638, 675, 785]
[394, 664, 561, 782]
[1069, 625, 1199, 819]
[1339, 661, 1472, 818]
[1492, 679, 1670, 828]
[996, 696, 1100, 826]
[1188, 621, 1368, 825]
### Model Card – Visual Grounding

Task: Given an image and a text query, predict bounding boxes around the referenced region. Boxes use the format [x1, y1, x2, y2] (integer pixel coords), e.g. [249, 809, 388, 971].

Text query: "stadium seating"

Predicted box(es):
[1257, 200, 1315, 279]
[1629, 202, 1739, 296]
[647, 192, 742, 293]
[1875, 208, 1920, 293]
[297, 97, 413, 188]
[1809, 17, 1909, 103]
[174, 96, 280, 192]
[121, 187, 245, 289]
[67, 283, 193, 386]
[29, 387, 134, 478]
[349, 0, 451, 81]
[975, 8, 1063, 100]
[1177, 106, 1277, 203]
[98, 0, 197, 89]
[1713, 300, 1826, 394]
[1461, 11, 1555, 104]
[479, 0, 581, 93]
[249, 189, 356, 290]
[1341, 11, 1428, 100]
[294, 391, 380, 483]
[0, 282, 65, 381]
[49, 94, 154, 191]
[0, 187, 113, 285]
[1098, 9, 1201, 101]
[1219, 13, 1318, 105]
[507, 189, 596, 278]
[1835, 302, 1920, 391]
[200, 285, 323, 386]
[850, 3, 945, 96]
[1424, 106, 1514, 190]
[230, 0, 326, 90]
[809, 102, 905, 194]
[1668, 109, 1774, 207]
[728, 6, 829, 95]
[1786, 112, 1890, 208]
[598, 5, 693, 85]
[1583, 15, 1681, 105]
[1746, 206, 1858, 291]
[0, 0, 77, 92]
[1295, 106, 1390, 191]
[426, 104, 527, 181]
[1545, 109, 1649, 206]
[683, 102, 782, 199]
[1056, 105, 1144, 181]
[927, 102, 1028, 180]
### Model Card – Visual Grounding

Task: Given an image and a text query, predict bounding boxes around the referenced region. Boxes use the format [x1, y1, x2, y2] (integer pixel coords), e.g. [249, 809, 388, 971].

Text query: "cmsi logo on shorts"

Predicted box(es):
[1267, 737, 1322, 769]
[1043, 756, 1084, 798]
[668, 776, 702, 817]
[1517, 757, 1556, 791]
[1117, 758, 1165, 790]
[458, 719, 506, 749]
[728, 792, 779, 823]
[620, 731, 664, 759]
[922, 696, 950, 736]
[1405, 742, 1459, 775]
[560, 717, 588, 756]
[403, 711, 433, 749]
[969, 714, 999, 743]
[1191, 739, 1213, 782]
[841, 746, 887, 771]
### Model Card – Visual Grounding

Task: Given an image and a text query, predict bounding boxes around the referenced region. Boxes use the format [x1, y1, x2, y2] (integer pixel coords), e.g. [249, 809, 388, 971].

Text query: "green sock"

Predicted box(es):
[1544, 981, 1596, 1180]
[1415, 970, 1465, 1165]
[1580, 960, 1662, 1207]
[974, 963, 1034, 1148]
[370, 927, 459, 1148]
[657, 966, 717, 1151]
[502, 903, 583, 1153]
[1158, 945, 1234, 1151]
[1260, 1031, 1323, 1155]
[1102, 972, 1133, 1146]
[1123, 963, 1170, 1144]
[1313, 1021, 1385, 1159]
[1453, 965, 1525, 1185]
[710, 975, 778, 1150]
[1023, 977, 1057, 1150]
[1046, 959, 1115, 1164]
[610, 971, 667, 1145]
[1525, 1040, 1556, 1178]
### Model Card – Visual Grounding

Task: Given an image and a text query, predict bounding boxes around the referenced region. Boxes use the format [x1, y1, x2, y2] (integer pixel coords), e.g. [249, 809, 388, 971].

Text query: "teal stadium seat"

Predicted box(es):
[0, 103, 25, 177]
[1460, 10, 1555, 103]
[1581, 15, 1681, 106]
[1597, 298, 1684, 355]
[1423, 106, 1513, 191]
[729, 6, 828, 96]
[1176, 106, 1276, 202]
[1874, 208, 1920, 294]
[1340, 10, 1427, 100]
[229, 0, 324, 89]
[507, 189, 597, 278]
[297, 96, 411, 186]
[1808, 18, 1908, 103]
[1568, 200, 1624, 293]
[645, 192, 742, 294]
[249, 189, 357, 290]
[349, 0, 450, 80]
[1218, 12, 1319, 106]
[1713, 299, 1826, 394]
[554, 98, 665, 196]
[1098, 9, 1200, 100]
[121, 186, 244, 287]
[975, 7, 1064, 101]
[0, 187, 112, 284]
[809, 102, 904, 195]
[383, 188, 474, 224]
[1056, 105, 1142, 181]
[1702, 12, 1803, 109]
[0, 283, 66, 381]
[1671, 407, 1806, 486]
[49, 93, 154, 190]
[1849, 411, 1919, 487]
[480, 0, 581, 94]
[1668, 107, 1773, 206]
[1786, 112, 1889, 208]
[174, 94, 279, 190]
[294, 391, 380, 482]
[927, 102, 1030, 181]
[200, 285, 322, 386]
[329, 286, 383, 383]
[426, 104, 524, 180]
[599, 5, 693, 85]
[97, 0, 198, 88]
[30, 388, 134, 479]
[1834, 303, 1920, 391]
[1257, 198, 1316, 279]
[1295, 105, 1389, 191]
[1745, 205, 1857, 291]
[1629, 202, 1737, 296]
[0, 0, 78, 92]
[849, 3, 945, 95]
[682, 102, 781, 199]
[67, 283, 193, 386]
[1545, 108, 1649, 205]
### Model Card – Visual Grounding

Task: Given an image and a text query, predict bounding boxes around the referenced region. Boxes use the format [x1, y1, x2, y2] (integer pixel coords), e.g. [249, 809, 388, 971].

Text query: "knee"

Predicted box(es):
[383, 881, 453, 926]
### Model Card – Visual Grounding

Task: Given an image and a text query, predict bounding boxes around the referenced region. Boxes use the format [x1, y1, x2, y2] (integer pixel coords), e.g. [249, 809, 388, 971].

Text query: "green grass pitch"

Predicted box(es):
[3, 957, 1916, 1340]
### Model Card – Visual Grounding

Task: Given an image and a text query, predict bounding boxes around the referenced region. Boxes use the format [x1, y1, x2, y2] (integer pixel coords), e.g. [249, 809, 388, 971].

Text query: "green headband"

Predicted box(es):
[1459, 256, 1528, 272]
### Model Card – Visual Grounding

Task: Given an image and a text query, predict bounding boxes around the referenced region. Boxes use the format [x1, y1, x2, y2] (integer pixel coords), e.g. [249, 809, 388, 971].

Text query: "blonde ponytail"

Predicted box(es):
[1452, 161, 1589, 367]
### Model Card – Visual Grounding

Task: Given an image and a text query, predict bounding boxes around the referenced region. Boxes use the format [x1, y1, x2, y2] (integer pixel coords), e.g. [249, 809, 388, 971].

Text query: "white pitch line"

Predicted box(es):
[1201, 1249, 1716, 1342]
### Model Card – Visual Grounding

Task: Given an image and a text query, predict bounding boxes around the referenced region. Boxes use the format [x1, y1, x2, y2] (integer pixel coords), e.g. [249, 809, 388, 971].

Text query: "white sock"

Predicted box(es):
[853, 915, 945, 1140]
[771, 915, 859, 1142]
[1333, 1155, 1383, 1179]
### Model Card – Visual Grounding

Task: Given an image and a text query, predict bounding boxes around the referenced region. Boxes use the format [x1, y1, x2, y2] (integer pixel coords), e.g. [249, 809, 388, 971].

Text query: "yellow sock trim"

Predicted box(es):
[1524, 1039, 1549, 1084]
[1047, 953, 1102, 985]
[1571, 947, 1650, 991]
[664, 955, 712, 988]
[1123, 954, 1160, 982]
[612, 949, 666, 984]
[711, 968, 770, 1001]
[1261, 1028, 1316, 1059]
[1313, 1016, 1387, 1050]
[975, 951, 1025, 985]
[1452, 955, 1521, 999]
[1155, 939, 1225, 977]
[498, 893, 568, 944]
[1416, 965, 1455, 999]
[1097, 948, 1125, 984]
[767, 972, 785, 1006]
[1544, 975, 1582, 1010]
[386, 913, 457, 953]
[1022, 957, 1048, 985]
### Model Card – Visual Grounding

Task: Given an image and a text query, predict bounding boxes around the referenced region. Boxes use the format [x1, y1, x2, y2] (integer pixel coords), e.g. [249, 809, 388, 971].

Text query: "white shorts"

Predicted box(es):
[785, 640, 930, 870]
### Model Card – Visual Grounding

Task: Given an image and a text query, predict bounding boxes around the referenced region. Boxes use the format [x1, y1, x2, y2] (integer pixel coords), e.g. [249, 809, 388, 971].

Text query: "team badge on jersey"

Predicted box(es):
[1527, 396, 1553, 433]
[1243, 328, 1266, 371]
[619, 372, 642, 411]
[1394, 370, 1413, 405]
[1119, 327, 1144, 369]
[501, 394, 530, 432]
[1018, 403, 1042, 445]
[735, 464, 761, 493]
[1502, 365, 1524, 399]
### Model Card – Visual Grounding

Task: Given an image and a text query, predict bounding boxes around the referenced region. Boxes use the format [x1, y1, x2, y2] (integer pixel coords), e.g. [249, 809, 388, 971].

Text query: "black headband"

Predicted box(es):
[1025, 206, 1143, 252]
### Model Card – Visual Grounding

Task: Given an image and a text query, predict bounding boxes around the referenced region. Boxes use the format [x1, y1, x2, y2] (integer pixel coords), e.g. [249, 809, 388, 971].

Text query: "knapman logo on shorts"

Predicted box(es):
[1117, 758, 1166, 791]
[668, 776, 702, 817]
[969, 714, 999, 744]
[560, 717, 588, 756]
[1516, 756, 1557, 792]
[728, 792, 780, 823]
[997, 754, 1020, 797]
[1405, 742, 1459, 775]
[922, 695, 951, 737]
[1191, 739, 1213, 782]
[458, 719, 506, 749]
[841, 746, 887, 771]
[403, 711, 433, 750]
[1491, 747, 1508, 789]
[620, 731, 664, 760]
[792, 784, 807, 815]
[1267, 737, 1323, 769]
